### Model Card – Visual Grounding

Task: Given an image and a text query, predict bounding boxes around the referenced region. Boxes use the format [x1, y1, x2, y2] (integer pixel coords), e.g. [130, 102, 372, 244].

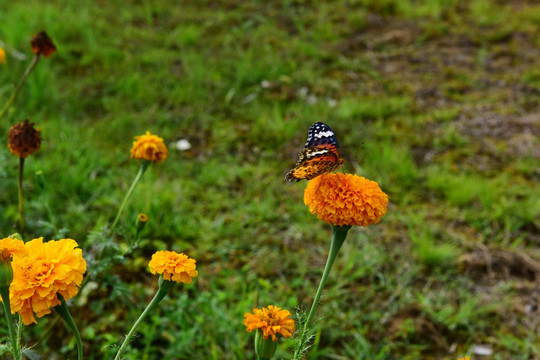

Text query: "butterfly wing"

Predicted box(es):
[304, 122, 340, 155]
[284, 122, 344, 182]
[284, 148, 342, 181]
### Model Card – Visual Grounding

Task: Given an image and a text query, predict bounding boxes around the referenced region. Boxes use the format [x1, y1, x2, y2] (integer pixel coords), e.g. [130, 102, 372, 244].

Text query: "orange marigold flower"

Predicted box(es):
[8, 238, 86, 325]
[304, 173, 388, 227]
[0, 47, 6, 63]
[244, 305, 295, 341]
[130, 131, 168, 163]
[8, 120, 42, 158]
[0, 238, 26, 258]
[30, 31, 56, 57]
[149, 251, 198, 284]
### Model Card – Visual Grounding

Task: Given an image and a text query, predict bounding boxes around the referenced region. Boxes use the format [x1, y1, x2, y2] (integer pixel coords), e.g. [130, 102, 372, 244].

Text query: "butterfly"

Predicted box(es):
[284, 122, 345, 182]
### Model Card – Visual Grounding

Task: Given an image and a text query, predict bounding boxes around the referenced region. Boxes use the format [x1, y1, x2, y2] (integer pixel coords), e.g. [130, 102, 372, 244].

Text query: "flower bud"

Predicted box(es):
[0, 249, 14, 288]
[136, 213, 148, 233]
[254, 329, 277, 360]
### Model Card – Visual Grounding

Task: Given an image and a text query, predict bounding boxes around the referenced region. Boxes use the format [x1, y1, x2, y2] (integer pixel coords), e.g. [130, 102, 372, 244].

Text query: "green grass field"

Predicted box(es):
[1, 0, 540, 359]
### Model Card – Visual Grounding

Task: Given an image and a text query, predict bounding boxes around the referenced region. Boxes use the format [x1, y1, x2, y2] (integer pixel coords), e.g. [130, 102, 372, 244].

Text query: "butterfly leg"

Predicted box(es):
[315, 174, 326, 194]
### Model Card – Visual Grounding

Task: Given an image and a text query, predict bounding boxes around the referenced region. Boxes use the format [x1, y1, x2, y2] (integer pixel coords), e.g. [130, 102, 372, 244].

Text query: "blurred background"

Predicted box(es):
[1, 0, 540, 359]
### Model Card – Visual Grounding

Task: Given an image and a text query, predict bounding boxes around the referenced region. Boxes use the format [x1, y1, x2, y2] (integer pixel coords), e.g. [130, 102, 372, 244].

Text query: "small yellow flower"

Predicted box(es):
[458, 357, 470, 360]
[8, 120, 42, 158]
[0, 47, 6, 63]
[8, 238, 86, 325]
[137, 213, 148, 223]
[149, 251, 198, 284]
[304, 173, 388, 226]
[30, 31, 56, 58]
[244, 305, 295, 341]
[130, 131, 168, 163]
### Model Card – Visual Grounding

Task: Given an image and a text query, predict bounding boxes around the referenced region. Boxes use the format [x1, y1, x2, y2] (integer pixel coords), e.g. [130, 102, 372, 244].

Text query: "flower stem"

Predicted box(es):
[0, 285, 21, 360]
[110, 161, 149, 233]
[55, 294, 83, 360]
[114, 277, 174, 360]
[293, 225, 351, 359]
[0, 54, 40, 119]
[17, 157, 25, 231]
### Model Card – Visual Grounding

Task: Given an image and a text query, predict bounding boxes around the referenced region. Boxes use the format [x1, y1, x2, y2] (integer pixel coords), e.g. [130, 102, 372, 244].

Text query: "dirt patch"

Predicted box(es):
[459, 246, 540, 282]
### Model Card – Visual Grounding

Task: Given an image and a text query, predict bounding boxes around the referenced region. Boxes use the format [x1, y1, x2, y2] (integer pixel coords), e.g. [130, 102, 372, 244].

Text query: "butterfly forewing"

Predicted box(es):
[304, 122, 340, 152]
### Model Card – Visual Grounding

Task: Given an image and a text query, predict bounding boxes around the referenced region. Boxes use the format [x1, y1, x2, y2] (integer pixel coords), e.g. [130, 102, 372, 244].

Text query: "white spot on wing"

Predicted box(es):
[314, 130, 334, 138]
[306, 149, 330, 157]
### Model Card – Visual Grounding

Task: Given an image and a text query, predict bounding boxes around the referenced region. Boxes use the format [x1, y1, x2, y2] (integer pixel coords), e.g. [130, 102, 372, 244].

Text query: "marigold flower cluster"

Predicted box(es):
[304, 173, 388, 226]
[130, 131, 168, 163]
[149, 251, 198, 284]
[6, 238, 86, 325]
[243, 305, 295, 341]
[8, 120, 42, 158]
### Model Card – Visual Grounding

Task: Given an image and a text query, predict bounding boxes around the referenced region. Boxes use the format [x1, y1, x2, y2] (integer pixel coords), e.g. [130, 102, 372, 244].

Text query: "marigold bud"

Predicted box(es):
[0, 249, 13, 288]
[254, 329, 277, 360]
[8, 120, 42, 158]
[30, 31, 56, 57]
[136, 213, 148, 229]
[0, 47, 6, 64]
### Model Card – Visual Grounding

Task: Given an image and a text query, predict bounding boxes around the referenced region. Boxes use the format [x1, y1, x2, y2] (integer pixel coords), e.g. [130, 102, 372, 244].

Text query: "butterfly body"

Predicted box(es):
[285, 122, 345, 182]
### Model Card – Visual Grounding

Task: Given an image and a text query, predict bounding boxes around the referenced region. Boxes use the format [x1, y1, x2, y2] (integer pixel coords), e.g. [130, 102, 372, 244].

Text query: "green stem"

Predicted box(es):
[17, 157, 25, 231]
[293, 225, 351, 359]
[16, 315, 23, 357]
[0, 285, 21, 360]
[0, 54, 40, 119]
[54, 294, 83, 360]
[110, 161, 149, 233]
[114, 277, 174, 360]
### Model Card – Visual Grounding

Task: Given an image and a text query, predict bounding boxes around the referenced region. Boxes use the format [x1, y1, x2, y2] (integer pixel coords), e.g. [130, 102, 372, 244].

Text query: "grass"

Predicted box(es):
[1, 0, 540, 359]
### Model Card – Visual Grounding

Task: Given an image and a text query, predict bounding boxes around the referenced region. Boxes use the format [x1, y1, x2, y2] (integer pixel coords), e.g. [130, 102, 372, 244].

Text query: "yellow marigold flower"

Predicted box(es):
[9, 238, 86, 325]
[0, 238, 26, 258]
[30, 31, 56, 58]
[149, 251, 198, 284]
[304, 173, 388, 227]
[8, 120, 42, 158]
[244, 305, 295, 341]
[130, 131, 168, 163]
[0, 47, 6, 63]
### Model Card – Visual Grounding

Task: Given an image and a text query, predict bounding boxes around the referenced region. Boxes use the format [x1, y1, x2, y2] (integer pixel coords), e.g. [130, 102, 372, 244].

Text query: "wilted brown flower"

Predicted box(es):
[30, 31, 56, 58]
[8, 120, 42, 158]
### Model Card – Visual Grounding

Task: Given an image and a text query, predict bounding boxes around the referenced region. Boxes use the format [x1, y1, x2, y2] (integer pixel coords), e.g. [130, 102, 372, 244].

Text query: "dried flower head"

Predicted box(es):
[304, 173, 388, 226]
[0, 47, 6, 63]
[149, 251, 198, 284]
[244, 305, 295, 341]
[8, 238, 86, 325]
[130, 131, 168, 163]
[30, 31, 56, 57]
[8, 120, 42, 158]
